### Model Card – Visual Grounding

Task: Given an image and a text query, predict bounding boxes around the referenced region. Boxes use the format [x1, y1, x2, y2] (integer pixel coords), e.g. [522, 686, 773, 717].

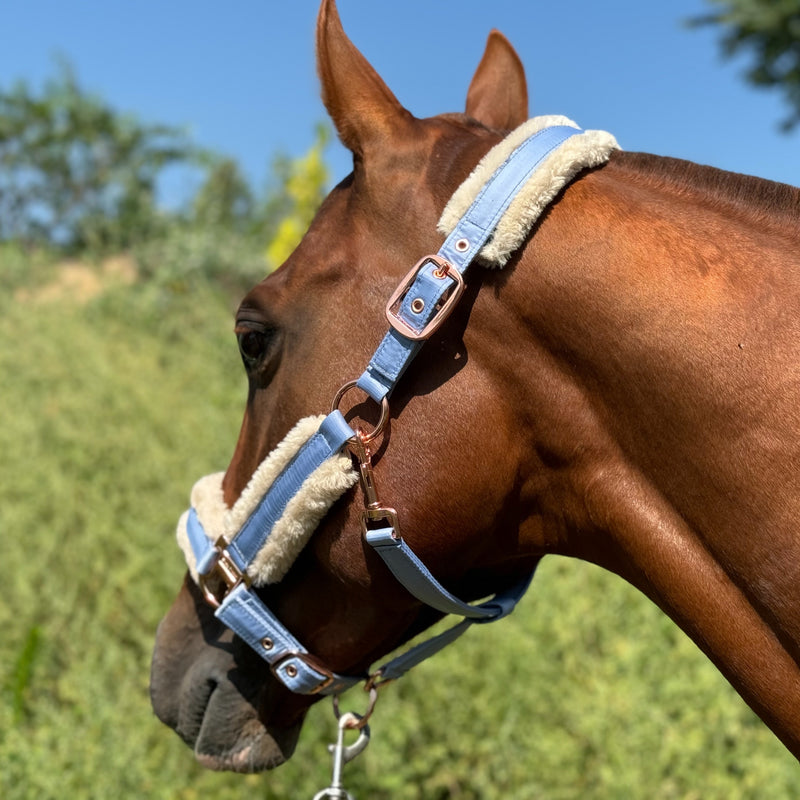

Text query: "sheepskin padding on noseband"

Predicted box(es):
[177, 415, 357, 585]
[438, 115, 620, 267]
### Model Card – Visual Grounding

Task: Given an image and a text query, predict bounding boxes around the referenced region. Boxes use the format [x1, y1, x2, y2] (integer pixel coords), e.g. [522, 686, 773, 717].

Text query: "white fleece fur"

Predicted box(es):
[438, 115, 620, 267]
[176, 415, 357, 586]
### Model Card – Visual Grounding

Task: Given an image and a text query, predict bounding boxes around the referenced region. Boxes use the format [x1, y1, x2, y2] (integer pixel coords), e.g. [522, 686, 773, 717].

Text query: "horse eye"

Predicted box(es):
[237, 330, 268, 366]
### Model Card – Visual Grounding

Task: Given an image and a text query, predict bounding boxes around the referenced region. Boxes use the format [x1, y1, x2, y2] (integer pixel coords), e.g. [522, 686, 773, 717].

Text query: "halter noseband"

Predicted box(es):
[183, 120, 617, 697]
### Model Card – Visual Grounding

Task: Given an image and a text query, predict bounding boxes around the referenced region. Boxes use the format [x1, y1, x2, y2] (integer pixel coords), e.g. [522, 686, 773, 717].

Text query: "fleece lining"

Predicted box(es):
[438, 115, 620, 267]
[177, 416, 357, 586]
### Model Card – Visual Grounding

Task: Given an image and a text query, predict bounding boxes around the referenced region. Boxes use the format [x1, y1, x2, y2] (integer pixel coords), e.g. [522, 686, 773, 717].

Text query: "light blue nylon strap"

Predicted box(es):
[184, 411, 361, 696]
[370, 563, 537, 683]
[226, 411, 354, 571]
[366, 528, 497, 619]
[217, 583, 360, 695]
[438, 125, 581, 267]
[186, 509, 218, 576]
[365, 528, 534, 621]
[377, 619, 474, 681]
[217, 582, 308, 660]
[357, 125, 582, 401]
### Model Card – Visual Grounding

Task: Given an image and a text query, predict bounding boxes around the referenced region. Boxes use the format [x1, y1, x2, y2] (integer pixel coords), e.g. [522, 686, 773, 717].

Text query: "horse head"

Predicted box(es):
[151, 0, 543, 772]
[150, 0, 800, 775]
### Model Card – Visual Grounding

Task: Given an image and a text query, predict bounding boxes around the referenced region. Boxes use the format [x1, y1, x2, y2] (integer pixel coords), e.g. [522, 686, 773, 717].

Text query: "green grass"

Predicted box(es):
[1, 263, 798, 799]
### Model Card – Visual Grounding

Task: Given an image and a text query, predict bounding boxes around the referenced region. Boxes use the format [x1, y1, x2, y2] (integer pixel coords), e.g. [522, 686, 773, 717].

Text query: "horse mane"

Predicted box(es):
[614, 150, 800, 237]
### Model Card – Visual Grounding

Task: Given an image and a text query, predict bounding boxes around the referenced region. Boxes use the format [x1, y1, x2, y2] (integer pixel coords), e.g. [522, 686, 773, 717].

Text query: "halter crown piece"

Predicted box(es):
[178, 116, 620, 696]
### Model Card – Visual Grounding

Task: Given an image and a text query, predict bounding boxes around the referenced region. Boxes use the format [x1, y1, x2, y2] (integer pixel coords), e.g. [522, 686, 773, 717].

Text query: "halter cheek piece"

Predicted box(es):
[181, 119, 619, 697]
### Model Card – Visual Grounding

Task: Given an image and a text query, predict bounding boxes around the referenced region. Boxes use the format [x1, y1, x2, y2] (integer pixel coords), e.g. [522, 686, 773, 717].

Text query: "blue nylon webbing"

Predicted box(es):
[357, 125, 581, 401]
[226, 411, 353, 570]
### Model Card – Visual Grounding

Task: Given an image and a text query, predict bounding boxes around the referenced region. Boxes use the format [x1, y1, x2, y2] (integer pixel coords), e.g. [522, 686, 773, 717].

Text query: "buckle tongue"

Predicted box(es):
[385, 255, 465, 341]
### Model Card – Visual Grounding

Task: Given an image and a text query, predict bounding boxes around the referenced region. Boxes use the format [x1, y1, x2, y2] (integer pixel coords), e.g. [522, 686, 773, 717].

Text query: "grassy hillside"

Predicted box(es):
[1, 259, 797, 799]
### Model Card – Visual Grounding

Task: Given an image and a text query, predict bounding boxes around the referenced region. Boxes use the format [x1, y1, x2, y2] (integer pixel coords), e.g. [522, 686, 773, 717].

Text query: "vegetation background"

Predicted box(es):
[2, 2, 800, 797]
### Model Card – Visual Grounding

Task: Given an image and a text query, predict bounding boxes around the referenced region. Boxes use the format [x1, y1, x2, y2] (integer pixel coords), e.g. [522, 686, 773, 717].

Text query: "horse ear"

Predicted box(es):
[465, 30, 529, 130]
[316, 0, 412, 155]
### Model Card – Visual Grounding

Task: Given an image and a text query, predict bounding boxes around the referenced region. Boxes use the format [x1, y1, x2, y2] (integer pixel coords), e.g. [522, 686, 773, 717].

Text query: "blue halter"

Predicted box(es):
[187, 124, 583, 696]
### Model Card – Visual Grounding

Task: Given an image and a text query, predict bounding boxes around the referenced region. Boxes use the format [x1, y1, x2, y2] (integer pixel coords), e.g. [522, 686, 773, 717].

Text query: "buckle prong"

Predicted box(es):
[386, 255, 465, 341]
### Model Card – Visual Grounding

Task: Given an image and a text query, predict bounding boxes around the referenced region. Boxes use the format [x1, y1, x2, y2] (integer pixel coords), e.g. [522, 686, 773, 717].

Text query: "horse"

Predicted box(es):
[150, 0, 800, 776]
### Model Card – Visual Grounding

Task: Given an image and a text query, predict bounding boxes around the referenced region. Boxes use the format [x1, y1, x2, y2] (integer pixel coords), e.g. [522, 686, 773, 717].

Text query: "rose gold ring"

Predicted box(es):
[331, 380, 390, 444]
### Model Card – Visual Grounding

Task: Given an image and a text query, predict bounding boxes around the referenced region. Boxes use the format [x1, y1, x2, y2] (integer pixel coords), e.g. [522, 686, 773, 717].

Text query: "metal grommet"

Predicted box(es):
[410, 298, 425, 314]
[455, 238, 470, 252]
[261, 637, 274, 651]
[285, 664, 298, 678]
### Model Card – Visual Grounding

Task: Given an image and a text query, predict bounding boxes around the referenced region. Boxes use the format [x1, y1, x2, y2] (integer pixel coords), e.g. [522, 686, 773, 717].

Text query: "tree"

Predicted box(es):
[192, 157, 254, 230]
[263, 123, 330, 269]
[693, 0, 800, 130]
[134, 125, 333, 297]
[0, 61, 195, 251]
[0, 57, 334, 303]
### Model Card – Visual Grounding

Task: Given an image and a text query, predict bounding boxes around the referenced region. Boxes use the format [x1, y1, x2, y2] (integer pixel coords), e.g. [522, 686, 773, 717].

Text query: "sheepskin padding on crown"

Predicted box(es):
[438, 115, 620, 267]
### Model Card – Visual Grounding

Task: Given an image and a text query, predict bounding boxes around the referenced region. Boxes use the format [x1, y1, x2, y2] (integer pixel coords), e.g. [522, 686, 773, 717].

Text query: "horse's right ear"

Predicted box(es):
[466, 30, 529, 130]
[316, 0, 412, 156]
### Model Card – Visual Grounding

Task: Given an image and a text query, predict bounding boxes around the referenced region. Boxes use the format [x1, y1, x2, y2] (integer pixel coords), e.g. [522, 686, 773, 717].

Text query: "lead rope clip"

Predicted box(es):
[348, 428, 400, 538]
[312, 712, 371, 800]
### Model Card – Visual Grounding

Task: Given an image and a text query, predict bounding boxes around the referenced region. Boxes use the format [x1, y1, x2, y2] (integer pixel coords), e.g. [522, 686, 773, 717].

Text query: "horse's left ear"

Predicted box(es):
[316, 0, 413, 156]
[466, 30, 529, 130]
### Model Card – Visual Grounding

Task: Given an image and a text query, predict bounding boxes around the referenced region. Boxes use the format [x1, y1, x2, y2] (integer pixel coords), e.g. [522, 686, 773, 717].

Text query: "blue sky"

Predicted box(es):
[1, 0, 797, 205]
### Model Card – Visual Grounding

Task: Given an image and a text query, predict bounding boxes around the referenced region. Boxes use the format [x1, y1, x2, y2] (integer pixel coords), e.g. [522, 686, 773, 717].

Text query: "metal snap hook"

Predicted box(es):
[332, 684, 379, 730]
[330, 713, 371, 763]
[313, 709, 372, 800]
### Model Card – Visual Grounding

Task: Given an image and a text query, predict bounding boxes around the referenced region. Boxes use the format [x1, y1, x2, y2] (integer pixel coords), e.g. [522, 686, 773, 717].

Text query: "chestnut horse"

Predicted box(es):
[151, 0, 800, 774]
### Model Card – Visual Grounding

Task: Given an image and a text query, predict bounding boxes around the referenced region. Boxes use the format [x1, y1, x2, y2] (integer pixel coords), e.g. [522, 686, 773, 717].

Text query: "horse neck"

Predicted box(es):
[483, 154, 800, 755]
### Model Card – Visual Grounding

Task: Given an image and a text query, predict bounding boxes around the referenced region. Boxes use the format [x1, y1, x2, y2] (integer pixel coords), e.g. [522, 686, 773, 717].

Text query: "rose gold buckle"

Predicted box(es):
[198, 537, 250, 609]
[385, 255, 465, 341]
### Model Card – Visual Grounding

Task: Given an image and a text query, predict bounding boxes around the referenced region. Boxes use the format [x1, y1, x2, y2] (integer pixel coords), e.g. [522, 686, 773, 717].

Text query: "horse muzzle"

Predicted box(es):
[149, 578, 309, 772]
